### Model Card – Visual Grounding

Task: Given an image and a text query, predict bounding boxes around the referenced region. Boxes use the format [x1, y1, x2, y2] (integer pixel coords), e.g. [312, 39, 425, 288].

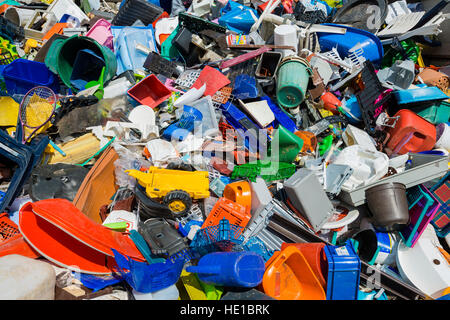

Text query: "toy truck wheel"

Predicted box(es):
[163, 190, 192, 216]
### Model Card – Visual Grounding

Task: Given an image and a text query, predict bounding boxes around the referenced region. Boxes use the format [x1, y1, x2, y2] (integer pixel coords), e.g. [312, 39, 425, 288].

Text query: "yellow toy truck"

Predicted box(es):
[126, 167, 210, 216]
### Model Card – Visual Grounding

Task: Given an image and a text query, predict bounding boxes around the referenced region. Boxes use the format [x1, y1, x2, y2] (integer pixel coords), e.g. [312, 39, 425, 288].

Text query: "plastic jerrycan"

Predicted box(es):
[387, 109, 436, 155]
[185, 251, 265, 288]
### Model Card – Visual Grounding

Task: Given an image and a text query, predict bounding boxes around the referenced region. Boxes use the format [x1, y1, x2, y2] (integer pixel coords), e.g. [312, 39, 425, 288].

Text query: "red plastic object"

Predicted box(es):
[191, 66, 230, 96]
[0, 213, 40, 259]
[321, 92, 342, 114]
[281, 242, 327, 289]
[127, 74, 172, 108]
[19, 200, 145, 262]
[202, 197, 251, 229]
[386, 109, 436, 155]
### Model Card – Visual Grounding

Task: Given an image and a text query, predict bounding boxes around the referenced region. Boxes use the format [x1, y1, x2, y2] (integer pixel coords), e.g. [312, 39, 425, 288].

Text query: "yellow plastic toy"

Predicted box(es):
[126, 166, 210, 216]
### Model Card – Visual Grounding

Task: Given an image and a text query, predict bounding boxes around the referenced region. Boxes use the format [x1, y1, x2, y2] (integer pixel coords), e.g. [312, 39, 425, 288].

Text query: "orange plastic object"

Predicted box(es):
[19, 205, 116, 274]
[262, 246, 326, 300]
[42, 23, 69, 41]
[202, 197, 251, 229]
[0, 213, 40, 259]
[73, 146, 118, 223]
[223, 181, 252, 214]
[321, 92, 342, 114]
[0, 5, 10, 15]
[294, 130, 317, 153]
[386, 109, 436, 155]
[281, 242, 327, 289]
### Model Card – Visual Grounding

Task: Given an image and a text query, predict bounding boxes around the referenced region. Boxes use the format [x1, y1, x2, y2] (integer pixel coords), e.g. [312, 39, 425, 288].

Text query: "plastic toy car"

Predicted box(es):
[126, 166, 210, 216]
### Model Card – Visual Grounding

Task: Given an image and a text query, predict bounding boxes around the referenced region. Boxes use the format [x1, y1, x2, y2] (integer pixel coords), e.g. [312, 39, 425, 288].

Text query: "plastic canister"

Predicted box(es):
[353, 229, 399, 265]
[274, 24, 298, 57]
[133, 284, 179, 300]
[185, 251, 265, 288]
[276, 56, 312, 109]
[386, 109, 436, 155]
[435, 123, 450, 151]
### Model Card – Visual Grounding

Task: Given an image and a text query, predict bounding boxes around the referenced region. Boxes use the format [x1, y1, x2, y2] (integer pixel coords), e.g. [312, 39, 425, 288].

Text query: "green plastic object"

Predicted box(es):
[85, 66, 105, 100]
[44, 35, 117, 93]
[382, 39, 419, 68]
[276, 56, 312, 109]
[270, 125, 304, 163]
[414, 101, 450, 124]
[199, 279, 223, 300]
[161, 26, 181, 60]
[103, 221, 128, 231]
[231, 160, 296, 182]
[319, 134, 333, 156]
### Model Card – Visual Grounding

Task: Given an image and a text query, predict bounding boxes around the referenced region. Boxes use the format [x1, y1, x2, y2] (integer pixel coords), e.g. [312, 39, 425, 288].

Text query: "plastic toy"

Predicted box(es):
[186, 251, 265, 288]
[262, 246, 326, 300]
[126, 166, 210, 216]
[231, 160, 296, 182]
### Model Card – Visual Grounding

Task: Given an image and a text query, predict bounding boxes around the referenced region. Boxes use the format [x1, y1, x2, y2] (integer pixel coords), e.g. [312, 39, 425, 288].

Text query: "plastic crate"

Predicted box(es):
[0, 213, 21, 244]
[202, 197, 251, 229]
[3, 59, 60, 96]
[324, 240, 361, 300]
[112, 0, 164, 26]
[429, 173, 450, 237]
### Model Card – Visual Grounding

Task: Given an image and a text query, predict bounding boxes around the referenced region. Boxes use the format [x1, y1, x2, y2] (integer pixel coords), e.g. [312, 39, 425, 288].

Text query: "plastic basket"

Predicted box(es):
[0, 213, 21, 244]
[429, 173, 450, 237]
[240, 236, 274, 262]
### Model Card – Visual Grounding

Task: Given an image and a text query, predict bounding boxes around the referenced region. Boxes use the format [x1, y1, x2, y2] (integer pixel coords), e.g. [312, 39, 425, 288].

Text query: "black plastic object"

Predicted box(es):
[0, 16, 24, 42]
[134, 184, 174, 221]
[28, 163, 89, 202]
[111, 0, 164, 26]
[255, 51, 282, 79]
[413, 0, 449, 29]
[221, 288, 276, 300]
[172, 27, 193, 57]
[365, 182, 410, 232]
[352, 229, 379, 262]
[54, 95, 99, 124]
[355, 61, 396, 136]
[139, 218, 189, 257]
[178, 12, 226, 34]
[293, 1, 327, 24]
[331, 0, 388, 33]
[143, 52, 178, 78]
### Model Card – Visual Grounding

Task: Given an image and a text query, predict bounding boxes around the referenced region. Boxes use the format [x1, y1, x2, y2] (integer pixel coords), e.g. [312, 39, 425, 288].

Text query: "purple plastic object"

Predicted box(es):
[86, 19, 114, 51]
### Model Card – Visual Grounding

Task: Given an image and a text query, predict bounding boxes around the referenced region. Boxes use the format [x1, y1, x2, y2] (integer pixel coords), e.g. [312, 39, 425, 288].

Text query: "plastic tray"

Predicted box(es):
[339, 153, 449, 207]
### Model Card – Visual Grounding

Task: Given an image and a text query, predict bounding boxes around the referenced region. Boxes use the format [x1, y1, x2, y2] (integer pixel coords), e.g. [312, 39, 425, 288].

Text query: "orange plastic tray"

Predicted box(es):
[262, 246, 326, 300]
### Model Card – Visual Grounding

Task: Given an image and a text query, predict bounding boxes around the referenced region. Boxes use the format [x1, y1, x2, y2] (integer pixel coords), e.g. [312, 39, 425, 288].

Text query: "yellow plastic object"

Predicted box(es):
[24, 39, 38, 54]
[318, 108, 334, 118]
[126, 167, 210, 200]
[178, 270, 208, 300]
[47, 133, 101, 165]
[0, 96, 19, 127]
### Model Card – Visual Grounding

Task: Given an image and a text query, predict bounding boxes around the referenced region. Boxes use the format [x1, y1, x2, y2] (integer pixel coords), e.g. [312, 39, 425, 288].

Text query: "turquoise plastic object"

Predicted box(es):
[129, 230, 166, 264]
[162, 105, 203, 141]
[218, 1, 259, 34]
[324, 240, 361, 300]
[317, 23, 384, 66]
[112, 248, 184, 293]
[185, 251, 265, 287]
[111, 25, 158, 75]
[394, 85, 449, 105]
[342, 95, 362, 125]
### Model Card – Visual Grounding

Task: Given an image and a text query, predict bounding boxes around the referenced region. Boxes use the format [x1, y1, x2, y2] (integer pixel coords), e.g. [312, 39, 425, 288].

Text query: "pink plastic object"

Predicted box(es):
[86, 19, 114, 51]
[128, 74, 172, 108]
[219, 46, 271, 69]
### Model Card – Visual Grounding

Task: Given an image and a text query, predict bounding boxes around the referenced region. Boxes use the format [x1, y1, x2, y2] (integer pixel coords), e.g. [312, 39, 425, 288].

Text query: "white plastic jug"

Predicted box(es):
[0, 255, 56, 300]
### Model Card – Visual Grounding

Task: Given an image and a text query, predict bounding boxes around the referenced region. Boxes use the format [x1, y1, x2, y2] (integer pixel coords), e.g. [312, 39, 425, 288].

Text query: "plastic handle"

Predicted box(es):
[185, 265, 221, 275]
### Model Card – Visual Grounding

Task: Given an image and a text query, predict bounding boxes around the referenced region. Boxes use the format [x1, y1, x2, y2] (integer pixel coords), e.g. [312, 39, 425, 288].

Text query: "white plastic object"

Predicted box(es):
[396, 237, 450, 299]
[0, 255, 56, 300]
[174, 84, 207, 107]
[104, 121, 159, 141]
[333, 145, 389, 191]
[102, 210, 138, 231]
[377, 12, 425, 37]
[154, 17, 179, 46]
[192, 0, 211, 16]
[250, 0, 280, 34]
[435, 123, 450, 151]
[321, 208, 359, 230]
[342, 124, 377, 152]
[4, 8, 34, 27]
[385, 0, 412, 24]
[103, 77, 133, 99]
[44, 0, 89, 23]
[145, 139, 178, 164]
[240, 100, 275, 128]
[133, 284, 179, 300]
[388, 153, 409, 171]
[274, 24, 298, 57]
[128, 105, 156, 127]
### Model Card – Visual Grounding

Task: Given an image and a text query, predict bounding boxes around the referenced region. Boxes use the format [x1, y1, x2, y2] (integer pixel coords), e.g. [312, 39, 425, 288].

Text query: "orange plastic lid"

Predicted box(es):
[262, 246, 326, 300]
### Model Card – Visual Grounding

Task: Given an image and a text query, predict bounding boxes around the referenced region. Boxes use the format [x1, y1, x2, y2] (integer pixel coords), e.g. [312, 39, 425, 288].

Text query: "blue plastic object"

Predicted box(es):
[185, 251, 265, 287]
[393, 85, 449, 105]
[260, 96, 297, 132]
[162, 105, 203, 141]
[112, 248, 184, 293]
[78, 273, 122, 292]
[190, 218, 244, 256]
[324, 240, 361, 300]
[232, 74, 259, 99]
[218, 1, 259, 34]
[2, 59, 60, 95]
[342, 95, 363, 124]
[317, 24, 384, 66]
[357, 289, 388, 300]
[177, 220, 204, 237]
[111, 25, 158, 75]
[240, 236, 275, 262]
[0, 190, 5, 207]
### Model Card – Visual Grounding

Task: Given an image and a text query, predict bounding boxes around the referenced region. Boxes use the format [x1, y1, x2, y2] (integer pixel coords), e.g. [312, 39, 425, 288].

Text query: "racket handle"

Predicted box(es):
[49, 140, 66, 157]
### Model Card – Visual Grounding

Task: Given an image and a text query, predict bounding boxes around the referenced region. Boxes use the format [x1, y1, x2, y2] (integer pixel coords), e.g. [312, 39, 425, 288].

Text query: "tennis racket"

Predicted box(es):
[18, 86, 57, 144]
